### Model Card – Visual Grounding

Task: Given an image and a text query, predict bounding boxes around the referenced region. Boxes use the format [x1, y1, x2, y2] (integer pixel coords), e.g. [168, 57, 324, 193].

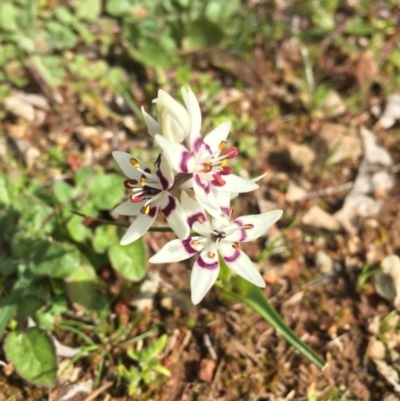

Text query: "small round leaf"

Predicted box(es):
[109, 241, 147, 281]
[4, 327, 57, 386]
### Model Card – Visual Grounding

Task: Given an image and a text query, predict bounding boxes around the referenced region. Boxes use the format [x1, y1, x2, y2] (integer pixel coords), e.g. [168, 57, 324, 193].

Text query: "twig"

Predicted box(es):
[82, 381, 113, 401]
[203, 333, 218, 361]
[296, 181, 354, 201]
[208, 359, 225, 400]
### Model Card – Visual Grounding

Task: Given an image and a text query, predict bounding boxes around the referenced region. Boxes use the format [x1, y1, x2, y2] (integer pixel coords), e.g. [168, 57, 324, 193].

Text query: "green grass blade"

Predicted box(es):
[218, 278, 325, 370]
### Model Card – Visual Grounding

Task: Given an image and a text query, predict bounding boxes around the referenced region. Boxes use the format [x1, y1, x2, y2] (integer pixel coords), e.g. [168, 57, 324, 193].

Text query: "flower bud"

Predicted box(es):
[154, 90, 190, 143]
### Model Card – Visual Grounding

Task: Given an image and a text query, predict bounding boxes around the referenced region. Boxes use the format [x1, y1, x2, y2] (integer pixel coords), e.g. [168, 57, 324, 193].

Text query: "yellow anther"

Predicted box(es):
[218, 141, 227, 150]
[220, 160, 227, 167]
[130, 158, 140, 168]
[207, 252, 215, 259]
[202, 161, 212, 172]
[243, 224, 254, 230]
[142, 204, 151, 215]
[191, 240, 200, 247]
[197, 215, 205, 223]
[140, 176, 146, 187]
[232, 242, 241, 250]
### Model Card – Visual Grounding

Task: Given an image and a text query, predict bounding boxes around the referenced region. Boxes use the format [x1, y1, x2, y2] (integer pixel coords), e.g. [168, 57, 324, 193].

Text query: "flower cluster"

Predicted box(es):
[113, 88, 282, 304]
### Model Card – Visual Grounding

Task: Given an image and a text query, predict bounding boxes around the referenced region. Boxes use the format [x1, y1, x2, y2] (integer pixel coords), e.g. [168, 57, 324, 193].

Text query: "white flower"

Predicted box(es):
[154, 87, 259, 221]
[149, 193, 283, 304]
[112, 151, 189, 245]
[141, 89, 191, 143]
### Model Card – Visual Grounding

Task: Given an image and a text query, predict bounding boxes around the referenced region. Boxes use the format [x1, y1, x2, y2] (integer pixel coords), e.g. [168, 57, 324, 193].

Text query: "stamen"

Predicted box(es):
[124, 179, 138, 188]
[232, 242, 241, 250]
[141, 204, 151, 214]
[224, 147, 238, 159]
[197, 215, 205, 223]
[218, 141, 227, 150]
[130, 194, 144, 203]
[191, 240, 200, 247]
[207, 252, 215, 259]
[211, 173, 226, 187]
[130, 158, 140, 168]
[228, 208, 233, 219]
[140, 176, 146, 186]
[220, 166, 233, 175]
[243, 224, 254, 230]
[202, 161, 212, 172]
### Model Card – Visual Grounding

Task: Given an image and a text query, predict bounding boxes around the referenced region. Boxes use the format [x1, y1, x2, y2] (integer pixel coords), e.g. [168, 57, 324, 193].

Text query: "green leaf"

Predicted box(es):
[183, 19, 224, 50]
[31, 55, 66, 87]
[0, 257, 19, 275]
[17, 295, 46, 320]
[53, 181, 76, 203]
[45, 21, 78, 50]
[128, 38, 173, 69]
[205, 0, 241, 23]
[89, 174, 125, 210]
[74, 0, 101, 21]
[93, 225, 119, 253]
[0, 176, 11, 205]
[108, 241, 146, 281]
[64, 263, 108, 311]
[148, 334, 168, 357]
[219, 277, 325, 370]
[28, 241, 80, 278]
[0, 3, 19, 32]
[66, 214, 92, 243]
[75, 167, 94, 189]
[105, 0, 132, 16]
[4, 327, 57, 386]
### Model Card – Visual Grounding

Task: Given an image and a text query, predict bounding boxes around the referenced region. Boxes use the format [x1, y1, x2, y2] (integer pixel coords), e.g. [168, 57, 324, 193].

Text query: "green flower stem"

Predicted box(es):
[72, 211, 174, 232]
[216, 278, 325, 370]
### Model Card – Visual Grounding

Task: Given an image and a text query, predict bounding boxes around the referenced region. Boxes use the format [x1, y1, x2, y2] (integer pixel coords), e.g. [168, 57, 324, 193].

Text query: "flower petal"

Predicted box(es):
[228, 173, 267, 200]
[215, 191, 231, 218]
[155, 134, 195, 173]
[232, 210, 283, 242]
[155, 153, 174, 190]
[114, 199, 145, 216]
[182, 87, 202, 150]
[120, 207, 158, 245]
[141, 107, 160, 138]
[190, 243, 220, 304]
[203, 121, 231, 153]
[220, 244, 265, 288]
[215, 174, 259, 193]
[193, 174, 229, 223]
[155, 89, 190, 142]
[149, 236, 206, 263]
[112, 151, 150, 179]
[160, 194, 190, 239]
[180, 191, 209, 229]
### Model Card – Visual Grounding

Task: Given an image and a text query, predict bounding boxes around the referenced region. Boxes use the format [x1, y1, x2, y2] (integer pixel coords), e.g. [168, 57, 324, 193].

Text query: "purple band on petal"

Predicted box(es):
[180, 151, 192, 173]
[154, 154, 161, 169]
[233, 220, 247, 241]
[182, 238, 199, 255]
[193, 137, 203, 153]
[223, 249, 240, 263]
[194, 174, 211, 194]
[197, 255, 219, 270]
[156, 169, 169, 190]
[161, 195, 176, 217]
[187, 212, 207, 228]
[221, 206, 229, 216]
[148, 206, 158, 218]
